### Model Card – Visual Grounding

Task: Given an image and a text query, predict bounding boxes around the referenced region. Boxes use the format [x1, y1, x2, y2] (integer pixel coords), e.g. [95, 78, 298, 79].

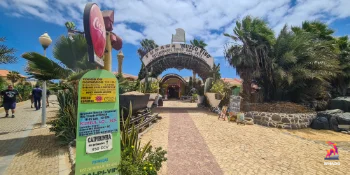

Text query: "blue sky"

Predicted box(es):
[0, 0, 350, 80]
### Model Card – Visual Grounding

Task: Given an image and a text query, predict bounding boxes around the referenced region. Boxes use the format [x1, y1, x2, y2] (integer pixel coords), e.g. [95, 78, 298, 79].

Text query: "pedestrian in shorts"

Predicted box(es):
[1, 85, 22, 118]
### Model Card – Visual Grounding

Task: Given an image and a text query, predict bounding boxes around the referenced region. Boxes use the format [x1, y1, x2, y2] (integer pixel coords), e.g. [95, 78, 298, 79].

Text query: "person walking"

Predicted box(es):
[32, 85, 42, 110]
[1, 85, 22, 118]
[46, 89, 50, 107]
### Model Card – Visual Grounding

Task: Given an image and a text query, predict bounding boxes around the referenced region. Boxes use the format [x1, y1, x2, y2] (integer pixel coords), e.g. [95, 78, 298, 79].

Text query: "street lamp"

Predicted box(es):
[117, 51, 124, 75]
[39, 32, 52, 128]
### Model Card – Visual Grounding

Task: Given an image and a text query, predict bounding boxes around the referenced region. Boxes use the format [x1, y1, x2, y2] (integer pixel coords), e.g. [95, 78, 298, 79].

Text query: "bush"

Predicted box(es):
[49, 84, 78, 145]
[118, 104, 167, 174]
[140, 81, 159, 93]
[15, 83, 32, 102]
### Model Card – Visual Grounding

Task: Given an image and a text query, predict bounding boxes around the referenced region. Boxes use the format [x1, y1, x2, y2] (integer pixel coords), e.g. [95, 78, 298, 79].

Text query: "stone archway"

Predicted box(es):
[160, 73, 188, 98]
[141, 43, 214, 80]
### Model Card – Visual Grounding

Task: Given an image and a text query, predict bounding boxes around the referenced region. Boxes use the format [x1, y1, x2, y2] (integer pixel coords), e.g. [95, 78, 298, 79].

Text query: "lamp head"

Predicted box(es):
[39, 32, 52, 49]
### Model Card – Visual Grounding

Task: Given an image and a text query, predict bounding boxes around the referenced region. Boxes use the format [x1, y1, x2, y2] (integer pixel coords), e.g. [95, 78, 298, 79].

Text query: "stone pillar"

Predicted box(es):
[117, 51, 124, 75]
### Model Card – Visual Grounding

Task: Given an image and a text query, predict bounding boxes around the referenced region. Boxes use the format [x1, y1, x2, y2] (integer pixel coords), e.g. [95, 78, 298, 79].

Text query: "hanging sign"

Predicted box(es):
[81, 78, 116, 103]
[76, 69, 120, 175]
[141, 43, 214, 68]
[83, 2, 106, 67]
[86, 133, 113, 154]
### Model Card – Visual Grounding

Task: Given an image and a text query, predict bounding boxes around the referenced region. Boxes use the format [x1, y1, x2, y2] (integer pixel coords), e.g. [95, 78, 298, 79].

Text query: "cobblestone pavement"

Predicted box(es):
[140, 100, 350, 175]
[0, 96, 62, 175]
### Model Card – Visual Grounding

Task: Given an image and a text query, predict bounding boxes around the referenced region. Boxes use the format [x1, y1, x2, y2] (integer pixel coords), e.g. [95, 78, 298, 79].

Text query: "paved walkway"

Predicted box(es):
[0, 96, 63, 175]
[141, 100, 350, 175]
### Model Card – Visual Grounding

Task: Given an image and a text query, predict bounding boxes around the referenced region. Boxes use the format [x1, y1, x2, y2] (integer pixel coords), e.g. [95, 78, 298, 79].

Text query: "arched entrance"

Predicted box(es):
[167, 85, 180, 99]
[141, 43, 214, 80]
[161, 73, 188, 99]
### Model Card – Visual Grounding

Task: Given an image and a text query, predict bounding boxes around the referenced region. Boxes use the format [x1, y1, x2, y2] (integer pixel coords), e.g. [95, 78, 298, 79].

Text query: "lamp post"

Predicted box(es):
[39, 32, 52, 128]
[117, 51, 124, 75]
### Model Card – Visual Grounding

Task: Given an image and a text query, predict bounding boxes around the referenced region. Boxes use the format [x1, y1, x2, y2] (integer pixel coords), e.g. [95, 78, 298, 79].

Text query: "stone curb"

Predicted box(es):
[68, 140, 76, 174]
[67, 117, 162, 173]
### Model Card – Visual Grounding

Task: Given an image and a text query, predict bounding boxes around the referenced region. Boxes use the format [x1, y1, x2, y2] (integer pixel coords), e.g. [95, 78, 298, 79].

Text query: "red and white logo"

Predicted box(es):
[89, 4, 106, 59]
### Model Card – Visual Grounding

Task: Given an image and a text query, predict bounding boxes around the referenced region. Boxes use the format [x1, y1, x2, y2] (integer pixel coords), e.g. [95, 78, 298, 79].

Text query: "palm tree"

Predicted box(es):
[190, 39, 207, 84]
[210, 63, 221, 82]
[190, 39, 207, 49]
[22, 52, 72, 80]
[332, 36, 350, 96]
[273, 25, 340, 103]
[137, 39, 158, 92]
[0, 37, 17, 64]
[292, 21, 335, 41]
[224, 16, 275, 102]
[23, 22, 94, 82]
[7, 71, 21, 85]
[53, 34, 95, 71]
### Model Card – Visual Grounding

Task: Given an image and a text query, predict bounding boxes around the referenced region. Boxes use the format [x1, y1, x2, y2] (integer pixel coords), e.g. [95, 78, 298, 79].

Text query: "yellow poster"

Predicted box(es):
[81, 78, 116, 103]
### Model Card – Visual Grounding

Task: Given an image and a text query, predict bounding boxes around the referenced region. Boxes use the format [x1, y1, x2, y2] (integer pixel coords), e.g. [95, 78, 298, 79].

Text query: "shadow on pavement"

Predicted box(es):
[0, 134, 60, 158]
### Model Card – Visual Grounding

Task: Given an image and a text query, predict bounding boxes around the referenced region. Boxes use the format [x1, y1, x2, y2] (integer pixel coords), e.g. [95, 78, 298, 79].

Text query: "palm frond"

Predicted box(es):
[22, 52, 72, 80]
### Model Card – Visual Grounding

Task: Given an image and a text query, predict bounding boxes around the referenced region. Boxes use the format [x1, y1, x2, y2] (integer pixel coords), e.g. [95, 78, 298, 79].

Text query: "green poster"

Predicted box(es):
[76, 69, 120, 175]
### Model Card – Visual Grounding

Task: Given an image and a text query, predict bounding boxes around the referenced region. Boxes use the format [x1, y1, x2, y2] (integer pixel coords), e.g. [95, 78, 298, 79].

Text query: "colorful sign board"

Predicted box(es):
[79, 110, 118, 137]
[83, 3, 106, 67]
[141, 43, 214, 68]
[76, 69, 120, 175]
[81, 78, 117, 103]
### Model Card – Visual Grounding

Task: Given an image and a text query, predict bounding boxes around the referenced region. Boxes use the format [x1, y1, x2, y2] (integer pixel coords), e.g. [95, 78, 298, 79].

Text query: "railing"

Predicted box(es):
[125, 108, 159, 134]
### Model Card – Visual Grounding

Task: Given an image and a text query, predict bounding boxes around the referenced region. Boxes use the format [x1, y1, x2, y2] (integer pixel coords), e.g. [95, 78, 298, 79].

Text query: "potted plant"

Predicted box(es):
[191, 93, 198, 103]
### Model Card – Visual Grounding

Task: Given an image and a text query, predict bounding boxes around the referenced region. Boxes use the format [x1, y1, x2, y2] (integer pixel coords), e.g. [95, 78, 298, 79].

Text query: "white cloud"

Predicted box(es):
[113, 23, 144, 45]
[1, 0, 350, 58]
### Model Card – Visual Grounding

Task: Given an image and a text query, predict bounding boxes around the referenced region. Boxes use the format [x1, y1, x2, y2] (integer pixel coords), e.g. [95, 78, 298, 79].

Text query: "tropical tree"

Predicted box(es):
[190, 39, 207, 49]
[137, 39, 158, 92]
[211, 63, 221, 82]
[0, 77, 8, 90]
[190, 39, 207, 82]
[23, 22, 94, 81]
[224, 17, 341, 109]
[0, 37, 17, 64]
[292, 21, 335, 41]
[22, 52, 73, 80]
[331, 36, 350, 96]
[6, 71, 21, 85]
[291, 21, 349, 99]
[224, 16, 275, 103]
[53, 34, 95, 71]
[272, 25, 340, 105]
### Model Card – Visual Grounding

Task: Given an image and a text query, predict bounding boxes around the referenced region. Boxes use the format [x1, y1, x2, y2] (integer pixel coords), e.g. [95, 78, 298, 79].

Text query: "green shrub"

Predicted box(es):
[210, 80, 230, 99]
[14, 84, 32, 102]
[118, 104, 167, 174]
[49, 84, 77, 145]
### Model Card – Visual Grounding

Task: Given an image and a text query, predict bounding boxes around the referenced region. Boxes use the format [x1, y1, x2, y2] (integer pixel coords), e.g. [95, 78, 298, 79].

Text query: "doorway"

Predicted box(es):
[168, 85, 180, 99]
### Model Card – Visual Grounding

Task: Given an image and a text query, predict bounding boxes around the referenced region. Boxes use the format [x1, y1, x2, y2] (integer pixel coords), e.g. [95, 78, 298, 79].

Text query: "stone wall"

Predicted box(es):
[245, 111, 317, 129]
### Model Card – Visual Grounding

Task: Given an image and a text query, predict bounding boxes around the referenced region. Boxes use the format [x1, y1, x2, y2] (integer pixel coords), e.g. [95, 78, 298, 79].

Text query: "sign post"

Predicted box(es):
[75, 69, 120, 175]
[83, 2, 106, 67]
